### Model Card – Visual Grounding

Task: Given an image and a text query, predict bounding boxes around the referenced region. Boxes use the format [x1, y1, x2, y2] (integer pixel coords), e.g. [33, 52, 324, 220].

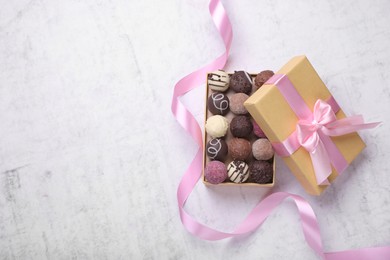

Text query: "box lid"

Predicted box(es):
[244, 56, 365, 195]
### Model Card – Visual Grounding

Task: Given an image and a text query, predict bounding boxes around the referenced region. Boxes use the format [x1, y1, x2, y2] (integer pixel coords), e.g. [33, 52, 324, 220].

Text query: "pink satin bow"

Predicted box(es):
[297, 99, 380, 185]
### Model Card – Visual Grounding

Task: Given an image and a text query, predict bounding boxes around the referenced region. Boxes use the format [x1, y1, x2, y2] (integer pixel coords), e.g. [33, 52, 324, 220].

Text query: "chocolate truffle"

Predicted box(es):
[230, 71, 252, 95]
[206, 138, 228, 161]
[250, 161, 273, 184]
[227, 160, 249, 183]
[205, 115, 229, 138]
[252, 119, 266, 138]
[208, 70, 230, 92]
[230, 116, 253, 138]
[228, 138, 251, 161]
[204, 161, 227, 184]
[254, 70, 274, 89]
[208, 93, 229, 115]
[252, 138, 274, 160]
[229, 93, 249, 115]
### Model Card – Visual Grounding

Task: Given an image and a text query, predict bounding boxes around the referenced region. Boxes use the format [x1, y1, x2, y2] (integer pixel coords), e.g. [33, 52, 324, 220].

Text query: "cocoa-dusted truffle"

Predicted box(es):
[206, 138, 228, 161]
[250, 161, 273, 184]
[230, 115, 253, 138]
[204, 161, 227, 184]
[227, 160, 249, 183]
[229, 93, 249, 115]
[252, 119, 266, 138]
[254, 70, 274, 89]
[205, 115, 229, 138]
[228, 138, 251, 161]
[230, 71, 252, 95]
[208, 93, 229, 115]
[252, 138, 274, 160]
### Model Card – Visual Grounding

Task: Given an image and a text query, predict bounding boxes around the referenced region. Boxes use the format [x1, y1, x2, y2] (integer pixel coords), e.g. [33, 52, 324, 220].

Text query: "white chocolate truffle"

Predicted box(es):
[207, 70, 230, 92]
[205, 115, 229, 138]
[252, 138, 274, 160]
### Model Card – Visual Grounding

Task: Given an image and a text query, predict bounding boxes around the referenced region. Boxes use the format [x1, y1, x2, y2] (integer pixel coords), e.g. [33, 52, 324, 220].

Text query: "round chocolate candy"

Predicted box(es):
[250, 160, 273, 184]
[206, 138, 228, 161]
[228, 138, 251, 161]
[229, 93, 249, 115]
[254, 70, 274, 89]
[230, 115, 253, 138]
[204, 161, 227, 184]
[230, 71, 252, 95]
[208, 93, 229, 115]
[252, 138, 274, 161]
[208, 70, 230, 92]
[205, 115, 229, 138]
[252, 119, 266, 138]
[227, 160, 249, 183]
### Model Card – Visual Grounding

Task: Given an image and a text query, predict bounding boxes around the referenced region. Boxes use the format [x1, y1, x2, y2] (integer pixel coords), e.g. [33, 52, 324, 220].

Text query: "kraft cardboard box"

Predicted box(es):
[244, 56, 365, 195]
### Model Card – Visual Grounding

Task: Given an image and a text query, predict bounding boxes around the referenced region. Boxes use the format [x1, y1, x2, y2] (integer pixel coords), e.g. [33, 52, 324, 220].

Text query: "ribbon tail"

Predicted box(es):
[310, 140, 331, 185]
[325, 116, 381, 136]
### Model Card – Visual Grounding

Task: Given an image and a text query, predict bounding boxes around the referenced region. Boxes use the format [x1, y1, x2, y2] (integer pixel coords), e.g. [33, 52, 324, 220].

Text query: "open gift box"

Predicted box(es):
[244, 56, 367, 195]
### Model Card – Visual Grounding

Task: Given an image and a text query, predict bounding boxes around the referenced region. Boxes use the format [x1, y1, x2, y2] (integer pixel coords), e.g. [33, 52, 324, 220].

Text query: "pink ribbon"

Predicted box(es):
[171, 0, 389, 259]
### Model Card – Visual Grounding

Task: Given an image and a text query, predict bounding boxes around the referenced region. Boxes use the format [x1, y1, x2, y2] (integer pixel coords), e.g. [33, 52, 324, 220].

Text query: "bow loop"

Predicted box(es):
[296, 121, 320, 153]
[313, 99, 337, 125]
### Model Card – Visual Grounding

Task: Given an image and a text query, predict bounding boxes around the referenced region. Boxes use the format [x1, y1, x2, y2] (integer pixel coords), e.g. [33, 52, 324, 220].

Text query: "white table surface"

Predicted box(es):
[0, 0, 389, 259]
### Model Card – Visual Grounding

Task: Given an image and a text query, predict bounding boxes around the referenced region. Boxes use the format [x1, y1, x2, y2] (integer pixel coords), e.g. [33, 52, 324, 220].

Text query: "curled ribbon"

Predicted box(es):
[172, 0, 389, 259]
[296, 99, 380, 185]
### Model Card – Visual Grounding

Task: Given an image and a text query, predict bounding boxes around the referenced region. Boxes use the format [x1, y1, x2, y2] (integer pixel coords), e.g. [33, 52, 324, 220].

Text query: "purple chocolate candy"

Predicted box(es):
[204, 161, 227, 184]
[252, 119, 266, 138]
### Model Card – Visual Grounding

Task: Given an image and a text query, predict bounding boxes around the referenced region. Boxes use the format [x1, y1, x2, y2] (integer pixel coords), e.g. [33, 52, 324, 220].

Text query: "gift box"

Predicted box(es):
[244, 56, 366, 195]
[203, 72, 275, 187]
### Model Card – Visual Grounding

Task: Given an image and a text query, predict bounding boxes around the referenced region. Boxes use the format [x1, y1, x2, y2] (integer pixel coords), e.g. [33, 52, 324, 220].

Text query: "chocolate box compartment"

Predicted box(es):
[202, 73, 275, 187]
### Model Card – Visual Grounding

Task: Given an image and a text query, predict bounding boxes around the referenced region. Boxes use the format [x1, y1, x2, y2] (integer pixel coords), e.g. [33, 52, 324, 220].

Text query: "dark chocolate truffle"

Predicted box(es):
[230, 116, 253, 138]
[206, 138, 228, 161]
[208, 93, 229, 115]
[230, 71, 252, 95]
[250, 161, 273, 184]
[228, 138, 251, 161]
[229, 93, 249, 115]
[227, 160, 249, 183]
[204, 161, 227, 184]
[254, 70, 274, 89]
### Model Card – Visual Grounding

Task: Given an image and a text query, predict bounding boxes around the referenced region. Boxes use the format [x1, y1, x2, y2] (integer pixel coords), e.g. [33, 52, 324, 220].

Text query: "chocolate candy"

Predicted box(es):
[208, 70, 230, 92]
[252, 119, 266, 138]
[229, 93, 249, 115]
[205, 115, 229, 138]
[208, 93, 229, 115]
[250, 161, 273, 184]
[227, 160, 249, 183]
[230, 115, 253, 138]
[252, 138, 274, 160]
[204, 161, 227, 184]
[228, 138, 251, 161]
[230, 71, 252, 95]
[254, 70, 274, 89]
[206, 138, 228, 161]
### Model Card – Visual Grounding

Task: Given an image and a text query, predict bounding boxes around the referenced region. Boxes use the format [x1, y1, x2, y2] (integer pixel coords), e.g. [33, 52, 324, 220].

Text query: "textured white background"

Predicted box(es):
[0, 0, 389, 259]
